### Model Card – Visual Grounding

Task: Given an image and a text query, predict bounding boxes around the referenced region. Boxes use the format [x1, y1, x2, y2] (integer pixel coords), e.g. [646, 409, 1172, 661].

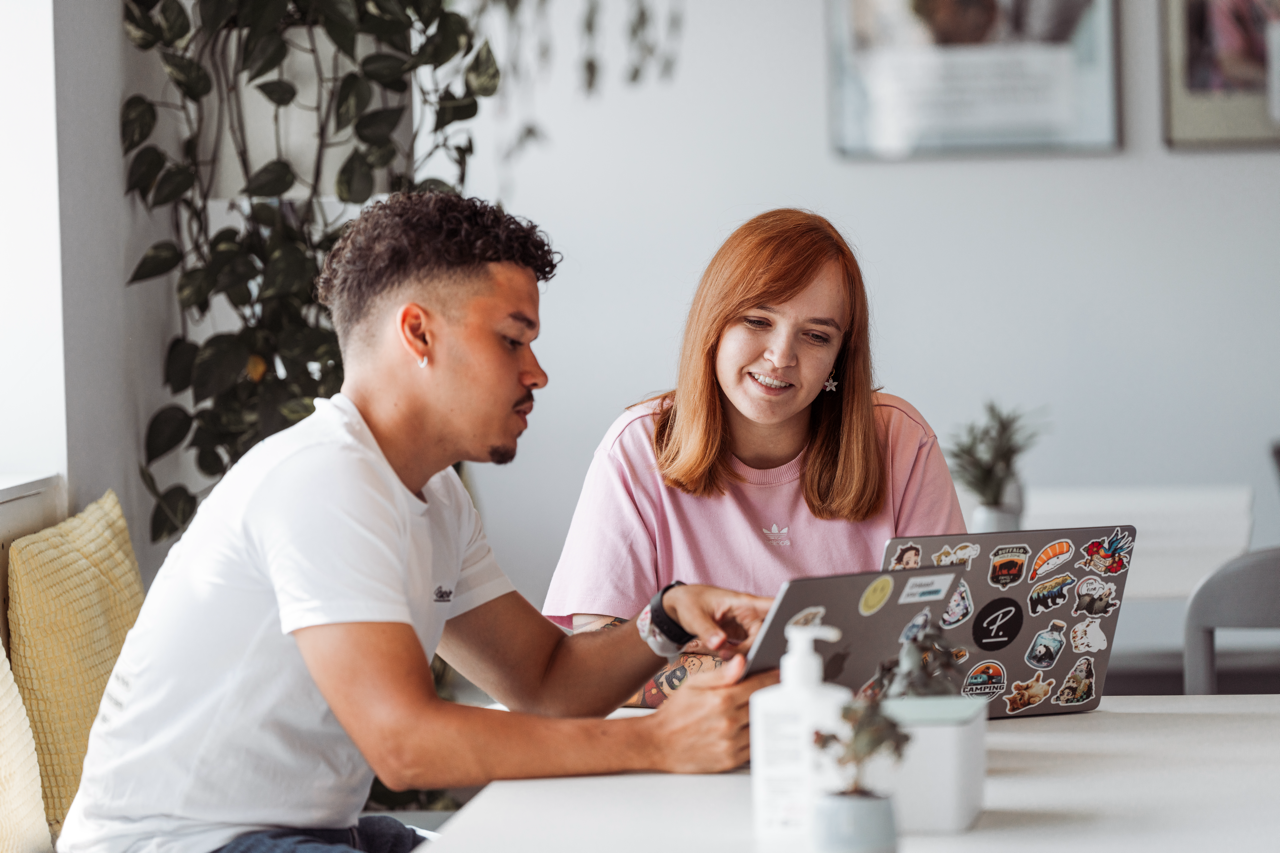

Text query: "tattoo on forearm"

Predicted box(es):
[626, 653, 724, 709]
[599, 617, 627, 631]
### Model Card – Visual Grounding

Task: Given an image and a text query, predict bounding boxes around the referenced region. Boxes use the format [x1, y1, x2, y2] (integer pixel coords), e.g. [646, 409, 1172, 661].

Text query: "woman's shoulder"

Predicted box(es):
[595, 397, 665, 461]
[872, 392, 939, 443]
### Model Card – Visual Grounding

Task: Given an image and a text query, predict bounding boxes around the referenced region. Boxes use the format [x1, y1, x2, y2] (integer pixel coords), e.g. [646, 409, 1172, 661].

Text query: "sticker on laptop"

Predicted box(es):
[898, 573, 954, 605]
[1070, 617, 1108, 653]
[787, 606, 826, 629]
[1024, 620, 1068, 670]
[922, 646, 970, 666]
[1072, 577, 1120, 618]
[972, 597, 1024, 652]
[1029, 539, 1074, 582]
[988, 544, 1031, 590]
[899, 607, 932, 644]
[932, 542, 980, 567]
[1027, 573, 1075, 616]
[962, 660, 1007, 702]
[940, 580, 975, 628]
[1005, 672, 1056, 714]
[859, 576, 894, 617]
[889, 542, 922, 571]
[1051, 656, 1097, 706]
[1076, 528, 1134, 576]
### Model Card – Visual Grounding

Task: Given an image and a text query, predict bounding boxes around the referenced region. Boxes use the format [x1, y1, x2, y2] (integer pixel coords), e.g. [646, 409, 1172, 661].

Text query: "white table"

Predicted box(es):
[428, 696, 1280, 852]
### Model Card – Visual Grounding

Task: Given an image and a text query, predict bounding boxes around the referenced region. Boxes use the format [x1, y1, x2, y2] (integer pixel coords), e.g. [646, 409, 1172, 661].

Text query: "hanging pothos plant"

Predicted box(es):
[122, 0, 498, 541]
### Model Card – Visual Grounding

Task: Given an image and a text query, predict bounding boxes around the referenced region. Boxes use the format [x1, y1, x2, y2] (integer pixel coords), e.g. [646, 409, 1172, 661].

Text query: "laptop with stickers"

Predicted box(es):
[743, 526, 1136, 719]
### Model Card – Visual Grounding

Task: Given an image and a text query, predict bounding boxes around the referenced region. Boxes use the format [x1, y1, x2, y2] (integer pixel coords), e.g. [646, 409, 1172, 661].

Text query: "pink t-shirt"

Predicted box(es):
[542, 393, 965, 627]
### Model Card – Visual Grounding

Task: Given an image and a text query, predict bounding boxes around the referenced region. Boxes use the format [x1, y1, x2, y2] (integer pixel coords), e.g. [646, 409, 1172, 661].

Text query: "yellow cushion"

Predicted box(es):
[7, 490, 144, 839]
[0, 649, 53, 853]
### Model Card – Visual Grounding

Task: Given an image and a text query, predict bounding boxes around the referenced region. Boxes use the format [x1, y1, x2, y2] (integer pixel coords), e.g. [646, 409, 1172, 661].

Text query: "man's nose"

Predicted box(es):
[524, 350, 548, 389]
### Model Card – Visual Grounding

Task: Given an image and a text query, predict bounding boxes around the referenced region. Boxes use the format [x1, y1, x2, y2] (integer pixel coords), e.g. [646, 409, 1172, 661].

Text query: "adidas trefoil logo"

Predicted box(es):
[762, 523, 790, 546]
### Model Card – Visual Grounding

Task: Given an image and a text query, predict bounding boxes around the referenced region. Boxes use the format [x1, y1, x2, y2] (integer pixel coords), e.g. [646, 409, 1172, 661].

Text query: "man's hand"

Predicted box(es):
[660, 584, 771, 659]
[645, 655, 778, 773]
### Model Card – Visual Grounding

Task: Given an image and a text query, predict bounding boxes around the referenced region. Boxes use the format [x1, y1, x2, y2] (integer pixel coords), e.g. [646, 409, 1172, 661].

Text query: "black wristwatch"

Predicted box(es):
[648, 581, 696, 646]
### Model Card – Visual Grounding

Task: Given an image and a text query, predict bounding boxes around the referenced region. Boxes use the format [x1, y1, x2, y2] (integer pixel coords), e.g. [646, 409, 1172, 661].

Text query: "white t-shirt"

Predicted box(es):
[58, 395, 513, 853]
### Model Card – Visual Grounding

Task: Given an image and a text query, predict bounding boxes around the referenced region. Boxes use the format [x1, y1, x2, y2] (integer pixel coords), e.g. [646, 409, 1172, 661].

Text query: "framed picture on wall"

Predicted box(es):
[1163, 0, 1280, 147]
[828, 0, 1121, 159]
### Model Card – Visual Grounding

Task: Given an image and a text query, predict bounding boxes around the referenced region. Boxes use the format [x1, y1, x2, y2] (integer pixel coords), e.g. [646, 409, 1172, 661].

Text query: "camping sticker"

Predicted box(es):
[988, 544, 1031, 590]
[962, 660, 1007, 702]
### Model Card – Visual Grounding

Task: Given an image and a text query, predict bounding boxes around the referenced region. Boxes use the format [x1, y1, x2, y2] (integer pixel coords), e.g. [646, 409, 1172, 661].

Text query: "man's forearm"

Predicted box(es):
[626, 653, 724, 708]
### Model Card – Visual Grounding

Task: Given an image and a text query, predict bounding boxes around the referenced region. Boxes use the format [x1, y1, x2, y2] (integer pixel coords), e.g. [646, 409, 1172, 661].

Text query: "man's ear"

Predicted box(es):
[396, 301, 440, 366]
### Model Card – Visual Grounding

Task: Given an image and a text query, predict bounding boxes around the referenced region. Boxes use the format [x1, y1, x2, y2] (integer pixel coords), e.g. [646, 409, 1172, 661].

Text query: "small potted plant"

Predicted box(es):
[946, 401, 1038, 532]
[812, 698, 910, 853]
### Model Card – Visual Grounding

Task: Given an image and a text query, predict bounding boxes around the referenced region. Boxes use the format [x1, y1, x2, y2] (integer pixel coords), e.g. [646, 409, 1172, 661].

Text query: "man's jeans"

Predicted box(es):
[212, 816, 427, 853]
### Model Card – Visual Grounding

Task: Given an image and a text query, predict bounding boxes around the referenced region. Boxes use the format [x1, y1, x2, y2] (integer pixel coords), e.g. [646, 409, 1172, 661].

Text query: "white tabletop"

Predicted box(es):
[429, 695, 1280, 852]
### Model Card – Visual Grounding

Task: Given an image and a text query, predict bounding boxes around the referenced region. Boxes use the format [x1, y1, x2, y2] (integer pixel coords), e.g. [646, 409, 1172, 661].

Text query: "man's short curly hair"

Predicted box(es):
[316, 192, 558, 347]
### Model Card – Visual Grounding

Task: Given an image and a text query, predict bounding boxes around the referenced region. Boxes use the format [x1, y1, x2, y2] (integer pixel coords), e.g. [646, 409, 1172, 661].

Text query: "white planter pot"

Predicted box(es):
[971, 504, 1020, 533]
[812, 793, 898, 853]
[863, 696, 987, 834]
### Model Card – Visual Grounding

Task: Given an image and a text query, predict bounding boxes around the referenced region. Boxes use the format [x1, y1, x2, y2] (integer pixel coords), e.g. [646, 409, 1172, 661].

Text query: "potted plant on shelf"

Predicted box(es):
[946, 401, 1038, 532]
[812, 698, 909, 853]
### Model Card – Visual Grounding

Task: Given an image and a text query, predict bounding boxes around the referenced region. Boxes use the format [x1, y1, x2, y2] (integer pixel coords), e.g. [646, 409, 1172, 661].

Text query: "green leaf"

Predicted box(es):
[367, 0, 410, 24]
[419, 12, 471, 67]
[150, 165, 196, 206]
[128, 241, 182, 282]
[256, 80, 297, 106]
[466, 41, 500, 97]
[278, 397, 316, 422]
[367, 143, 397, 168]
[408, 0, 442, 26]
[145, 405, 194, 463]
[317, 0, 358, 27]
[336, 72, 372, 131]
[321, 11, 357, 60]
[138, 464, 161, 501]
[165, 337, 200, 392]
[160, 52, 213, 100]
[355, 107, 404, 145]
[361, 53, 408, 86]
[151, 484, 197, 542]
[177, 267, 213, 310]
[198, 0, 236, 32]
[433, 97, 477, 132]
[158, 0, 191, 45]
[124, 2, 163, 50]
[126, 145, 166, 197]
[215, 254, 260, 296]
[249, 202, 280, 228]
[360, 15, 412, 55]
[261, 244, 318, 299]
[192, 334, 252, 403]
[121, 95, 157, 153]
[210, 227, 239, 252]
[196, 447, 226, 477]
[412, 177, 457, 195]
[243, 160, 295, 197]
[336, 149, 373, 203]
[244, 0, 289, 48]
[245, 33, 288, 81]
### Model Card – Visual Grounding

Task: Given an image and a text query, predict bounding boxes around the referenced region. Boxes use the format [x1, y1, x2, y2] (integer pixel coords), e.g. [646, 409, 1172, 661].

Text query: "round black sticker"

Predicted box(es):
[972, 597, 1024, 652]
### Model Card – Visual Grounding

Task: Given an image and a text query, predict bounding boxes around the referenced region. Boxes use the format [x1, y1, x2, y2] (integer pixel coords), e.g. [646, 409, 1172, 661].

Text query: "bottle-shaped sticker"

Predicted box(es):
[1024, 620, 1067, 671]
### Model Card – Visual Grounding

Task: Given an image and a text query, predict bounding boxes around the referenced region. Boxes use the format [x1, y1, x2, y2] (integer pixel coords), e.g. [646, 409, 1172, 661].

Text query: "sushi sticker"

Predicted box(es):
[899, 607, 932, 644]
[1070, 617, 1108, 653]
[1072, 577, 1120, 618]
[1051, 656, 1097, 706]
[859, 576, 894, 616]
[932, 542, 980, 567]
[940, 580, 975, 628]
[1027, 573, 1075, 616]
[1029, 539, 1074, 582]
[890, 542, 922, 571]
[1076, 528, 1134, 576]
[962, 660, 1007, 702]
[1005, 672, 1056, 714]
[787, 606, 826, 629]
[988, 544, 1031, 590]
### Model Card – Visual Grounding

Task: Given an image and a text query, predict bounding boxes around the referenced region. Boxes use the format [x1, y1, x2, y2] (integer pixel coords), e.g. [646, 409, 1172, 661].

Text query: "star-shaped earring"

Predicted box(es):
[824, 375, 838, 392]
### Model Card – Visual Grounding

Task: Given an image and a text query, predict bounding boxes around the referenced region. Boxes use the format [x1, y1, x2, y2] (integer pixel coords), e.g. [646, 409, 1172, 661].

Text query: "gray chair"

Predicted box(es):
[1184, 547, 1280, 694]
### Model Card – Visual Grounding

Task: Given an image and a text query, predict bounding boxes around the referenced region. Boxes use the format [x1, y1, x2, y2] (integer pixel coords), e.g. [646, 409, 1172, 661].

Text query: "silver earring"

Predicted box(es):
[418, 355, 428, 368]
[824, 371, 838, 392]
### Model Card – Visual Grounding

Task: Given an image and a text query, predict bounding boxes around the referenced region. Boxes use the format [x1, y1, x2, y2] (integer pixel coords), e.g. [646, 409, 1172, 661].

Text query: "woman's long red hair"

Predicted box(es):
[650, 209, 886, 522]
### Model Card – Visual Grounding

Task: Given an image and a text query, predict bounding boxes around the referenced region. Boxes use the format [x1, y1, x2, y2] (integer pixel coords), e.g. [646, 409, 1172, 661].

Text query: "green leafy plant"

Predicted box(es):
[123, 0, 499, 541]
[814, 698, 911, 796]
[945, 401, 1038, 508]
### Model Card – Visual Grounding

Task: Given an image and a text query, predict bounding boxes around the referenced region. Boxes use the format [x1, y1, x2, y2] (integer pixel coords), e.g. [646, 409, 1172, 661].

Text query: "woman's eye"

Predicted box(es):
[807, 333, 831, 345]
[744, 317, 769, 329]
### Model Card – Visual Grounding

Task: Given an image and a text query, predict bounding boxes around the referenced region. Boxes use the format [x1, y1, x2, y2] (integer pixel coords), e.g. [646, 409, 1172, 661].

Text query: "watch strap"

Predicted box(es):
[648, 581, 696, 647]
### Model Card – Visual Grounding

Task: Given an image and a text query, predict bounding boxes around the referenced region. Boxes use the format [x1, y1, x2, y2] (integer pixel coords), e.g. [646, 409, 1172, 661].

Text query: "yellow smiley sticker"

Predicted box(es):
[859, 575, 894, 617]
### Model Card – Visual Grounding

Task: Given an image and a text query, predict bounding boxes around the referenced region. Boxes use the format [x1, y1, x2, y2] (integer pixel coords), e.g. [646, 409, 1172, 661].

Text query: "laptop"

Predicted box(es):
[743, 526, 1136, 719]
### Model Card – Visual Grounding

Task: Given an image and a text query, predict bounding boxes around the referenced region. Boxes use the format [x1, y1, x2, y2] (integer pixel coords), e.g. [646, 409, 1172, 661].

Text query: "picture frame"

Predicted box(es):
[827, 0, 1121, 159]
[1163, 0, 1280, 148]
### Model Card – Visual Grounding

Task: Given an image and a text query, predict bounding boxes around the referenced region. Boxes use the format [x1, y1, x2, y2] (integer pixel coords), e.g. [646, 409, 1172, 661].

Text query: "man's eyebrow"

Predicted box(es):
[508, 311, 538, 331]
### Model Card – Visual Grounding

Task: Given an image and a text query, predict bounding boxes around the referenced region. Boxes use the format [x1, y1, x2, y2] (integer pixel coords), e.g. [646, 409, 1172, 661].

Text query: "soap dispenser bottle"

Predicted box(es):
[750, 623, 853, 845]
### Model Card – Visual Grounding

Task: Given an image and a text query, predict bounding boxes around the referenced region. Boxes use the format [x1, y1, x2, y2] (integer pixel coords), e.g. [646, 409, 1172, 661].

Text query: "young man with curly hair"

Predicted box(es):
[58, 193, 777, 853]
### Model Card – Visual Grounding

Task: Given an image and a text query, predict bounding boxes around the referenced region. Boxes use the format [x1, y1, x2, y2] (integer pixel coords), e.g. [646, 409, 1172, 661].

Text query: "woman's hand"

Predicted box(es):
[661, 584, 772, 660]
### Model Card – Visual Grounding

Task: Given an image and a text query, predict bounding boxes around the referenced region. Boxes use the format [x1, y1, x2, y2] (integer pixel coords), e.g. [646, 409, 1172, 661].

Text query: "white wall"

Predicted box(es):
[463, 0, 1280, 608]
[0, 0, 66, 484]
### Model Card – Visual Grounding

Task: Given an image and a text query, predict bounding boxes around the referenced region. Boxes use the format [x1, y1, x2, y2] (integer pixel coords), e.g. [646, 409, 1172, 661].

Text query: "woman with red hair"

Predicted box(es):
[542, 210, 965, 706]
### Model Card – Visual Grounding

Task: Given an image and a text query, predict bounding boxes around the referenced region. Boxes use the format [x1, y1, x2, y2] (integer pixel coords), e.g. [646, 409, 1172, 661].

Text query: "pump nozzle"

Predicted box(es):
[780, 624, 843, 686]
